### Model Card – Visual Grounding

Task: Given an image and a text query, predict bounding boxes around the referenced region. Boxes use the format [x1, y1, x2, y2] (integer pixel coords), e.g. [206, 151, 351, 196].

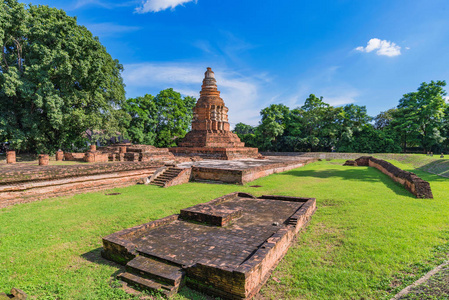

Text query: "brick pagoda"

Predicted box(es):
[170, 68, 259, 160]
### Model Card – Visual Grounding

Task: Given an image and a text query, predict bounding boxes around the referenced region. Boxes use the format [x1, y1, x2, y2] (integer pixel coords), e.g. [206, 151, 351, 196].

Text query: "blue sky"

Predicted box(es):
[24, 0, 449, 126]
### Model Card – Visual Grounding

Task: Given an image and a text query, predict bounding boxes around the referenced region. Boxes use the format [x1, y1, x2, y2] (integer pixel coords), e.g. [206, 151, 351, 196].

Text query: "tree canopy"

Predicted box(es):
[0, 0, 126, 153]
[234, 81, 447, 154]
[123, 89, 196, 148]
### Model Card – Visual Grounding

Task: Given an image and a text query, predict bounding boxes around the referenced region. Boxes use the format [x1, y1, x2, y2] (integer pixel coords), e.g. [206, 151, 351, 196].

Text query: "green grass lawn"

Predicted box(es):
[1, 159, 448, 299]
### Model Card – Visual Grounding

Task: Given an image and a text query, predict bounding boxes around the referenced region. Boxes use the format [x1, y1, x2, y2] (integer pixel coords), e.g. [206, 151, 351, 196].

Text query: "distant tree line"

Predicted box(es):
[234, 80, 448, 153]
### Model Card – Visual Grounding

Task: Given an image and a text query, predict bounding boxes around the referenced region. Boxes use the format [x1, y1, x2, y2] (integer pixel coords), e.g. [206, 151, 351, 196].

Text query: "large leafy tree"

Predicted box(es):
[153, 89, 196, 147]
[234, 122, 258, 148]
[374, 108, 397, 130]
[122, 90, 196, 147]
[0, 1, 126, 153]
[394, 81, 447, 152]
[123, 94, 157, 145]
[255, 104, 290, 151]
[296, 94, 342, 151]
[336, 104, 371, 149]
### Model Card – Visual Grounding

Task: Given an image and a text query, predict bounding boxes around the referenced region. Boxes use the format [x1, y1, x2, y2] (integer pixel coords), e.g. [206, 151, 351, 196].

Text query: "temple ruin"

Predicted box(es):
[170, 68, 260, 160]
[102, 192, 317, 299]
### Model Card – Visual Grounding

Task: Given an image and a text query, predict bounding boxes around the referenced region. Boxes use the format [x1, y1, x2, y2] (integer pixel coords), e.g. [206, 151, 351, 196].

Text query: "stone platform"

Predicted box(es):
[102, 192, 316, 299]
[179, 156, 317, 184]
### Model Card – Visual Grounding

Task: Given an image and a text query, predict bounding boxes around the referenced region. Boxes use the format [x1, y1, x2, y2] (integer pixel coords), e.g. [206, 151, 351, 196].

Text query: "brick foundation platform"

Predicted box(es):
[102, 192, 316, 299]
[181, 156, 317, 184]
[170, 146, 260, 160]
[0, 161, 164, 207]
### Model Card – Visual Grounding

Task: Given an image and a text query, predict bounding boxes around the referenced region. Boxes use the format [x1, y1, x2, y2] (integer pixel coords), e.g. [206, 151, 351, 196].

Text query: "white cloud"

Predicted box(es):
[122, 63, 266, 126]
[355, 38, 401, 57]
[321, 90, 359, 106]
[86, 23, 141, 37]
[444, 96, 449, 103]
[135, 0, 196, 13]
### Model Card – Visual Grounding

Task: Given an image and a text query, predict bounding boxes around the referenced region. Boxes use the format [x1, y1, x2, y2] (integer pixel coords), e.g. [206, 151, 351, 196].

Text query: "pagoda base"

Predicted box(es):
[169, 147, 260, 160]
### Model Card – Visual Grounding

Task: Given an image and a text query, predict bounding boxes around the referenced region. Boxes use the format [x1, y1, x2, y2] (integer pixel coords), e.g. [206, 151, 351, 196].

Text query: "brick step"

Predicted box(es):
[157, 174, 179, 179]
[160, 171, 182, 176]
[136, 250, 186, 268]
[165, 168, 182, 172]
[118, 272, 178, 297]
[152, 179, 172, 184]
[161, 173, 177, 177]
[153, 176, 173, 181]
[149, 167, 185, 187]
[126, 255, 185, 286]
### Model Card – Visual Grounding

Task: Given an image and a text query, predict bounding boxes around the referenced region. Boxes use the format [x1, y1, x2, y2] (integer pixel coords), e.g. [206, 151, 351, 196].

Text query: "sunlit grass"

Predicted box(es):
[1, 159, 448, 299]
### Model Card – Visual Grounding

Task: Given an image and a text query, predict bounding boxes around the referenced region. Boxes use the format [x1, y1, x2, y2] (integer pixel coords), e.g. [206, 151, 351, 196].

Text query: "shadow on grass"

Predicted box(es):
[281, 166, 416, 198]
[82, 248, 217, 299]
[81, 247, 124, 277]
[417, 160, 449, 180]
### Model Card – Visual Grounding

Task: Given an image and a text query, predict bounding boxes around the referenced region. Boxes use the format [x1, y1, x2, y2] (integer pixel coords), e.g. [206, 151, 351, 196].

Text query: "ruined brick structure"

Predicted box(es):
[170, 68, 260, 160]
[6, 150, 16, 164]
[98, 144, 176, 162]
[0, 161, 164, 207]
[189, 156, 316, 184]
[62, 144, 176, 163]
[354, 156, 433, 198]
[102, 192, 316, 299]
[55, 150, 64, 161]
[38, 154, 49, 166]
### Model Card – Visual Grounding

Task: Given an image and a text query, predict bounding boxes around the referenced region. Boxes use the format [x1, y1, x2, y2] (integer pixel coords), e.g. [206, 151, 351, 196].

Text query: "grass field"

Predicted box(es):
[1, 158, 448, 299]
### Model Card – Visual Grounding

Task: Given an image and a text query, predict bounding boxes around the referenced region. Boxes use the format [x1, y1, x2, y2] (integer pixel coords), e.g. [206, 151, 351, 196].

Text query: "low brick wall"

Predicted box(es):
[191, 167, 242, 184]
[355, 156, 433, 198]
[0, 161, 164, 207]
[64, 152, 85, 161]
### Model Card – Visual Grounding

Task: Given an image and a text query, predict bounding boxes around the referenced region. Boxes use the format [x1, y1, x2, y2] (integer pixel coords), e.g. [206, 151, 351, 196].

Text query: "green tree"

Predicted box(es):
[153, 89, 196, 147]
[297, 94, 342, 151]
[0, 1, 126, 153]
[123, 94, 157, 145]
[374, 108, 397, 130]
[255, 104, 290, 151]
[394, 81, 447, 152]
[234, 123, 255, 135]
[336, 104, 372, 149]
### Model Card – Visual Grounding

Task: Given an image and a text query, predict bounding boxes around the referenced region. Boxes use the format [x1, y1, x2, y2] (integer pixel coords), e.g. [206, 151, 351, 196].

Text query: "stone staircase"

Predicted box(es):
[118, 255, 185, 297]
[150, 167, 185, 187]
